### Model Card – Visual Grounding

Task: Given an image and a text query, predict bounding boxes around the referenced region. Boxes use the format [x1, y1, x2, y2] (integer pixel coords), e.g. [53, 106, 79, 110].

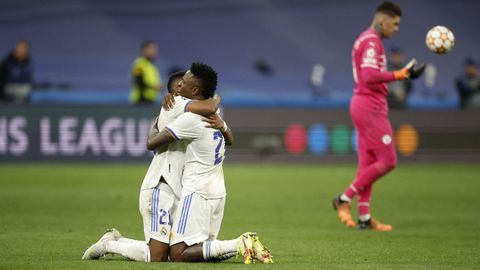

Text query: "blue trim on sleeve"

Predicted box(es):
[184, 100, 193, 112]
[165, 127, 180, 140]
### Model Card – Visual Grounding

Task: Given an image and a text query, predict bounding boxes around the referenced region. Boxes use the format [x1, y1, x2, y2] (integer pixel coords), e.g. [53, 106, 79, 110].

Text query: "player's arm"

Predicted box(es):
[362, 62, 425, 83]
[161, 113, 202, 145]
[360, 40, 425, 83]
[147, 116, 159, 141]
[361, 68, 395, 83]
[358, 40, 396, 84]
[186, 94, 221, 116]
[162, 93, 221, 116]
[146, 116, 167, 152]
[146, 127, 176, 150]
[148, 113, 202, 151]
[202, 114, 234, 146]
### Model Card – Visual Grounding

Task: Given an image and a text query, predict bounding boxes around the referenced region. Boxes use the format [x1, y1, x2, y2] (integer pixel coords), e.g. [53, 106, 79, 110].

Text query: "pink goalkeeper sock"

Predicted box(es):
[343, 184, 358, 200]
[358, 203, 370, 216]
[358, 184, 372, 216]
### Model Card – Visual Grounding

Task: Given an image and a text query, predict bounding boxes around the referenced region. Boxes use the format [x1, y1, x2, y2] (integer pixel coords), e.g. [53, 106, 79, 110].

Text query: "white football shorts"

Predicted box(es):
[139, 182, 178, 244]
[170, 192, 225, 246]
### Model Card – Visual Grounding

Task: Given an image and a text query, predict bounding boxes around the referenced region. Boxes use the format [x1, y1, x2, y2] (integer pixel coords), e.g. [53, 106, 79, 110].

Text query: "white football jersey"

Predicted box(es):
[140, 96, 192, 198]
[166, 112, 226, 199]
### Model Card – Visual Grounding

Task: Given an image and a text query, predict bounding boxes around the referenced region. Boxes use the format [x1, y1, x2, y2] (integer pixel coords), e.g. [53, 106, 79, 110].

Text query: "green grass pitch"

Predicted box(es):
[1, 163, 480, 270]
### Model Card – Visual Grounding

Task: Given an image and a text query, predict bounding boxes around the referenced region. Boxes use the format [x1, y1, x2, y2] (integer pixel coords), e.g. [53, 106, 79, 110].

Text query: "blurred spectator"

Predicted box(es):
[455, 57, 480, 109]
[0, 40, 33, 104]
[129, 41, 163, 105]
[387, 47, 412, 109]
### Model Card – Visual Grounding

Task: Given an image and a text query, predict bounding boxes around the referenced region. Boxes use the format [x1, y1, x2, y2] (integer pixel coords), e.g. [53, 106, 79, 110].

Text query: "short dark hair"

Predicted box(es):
[376, 1, 402, 17]
[167, 70, 186, 93]
[189, 62, 218, 99]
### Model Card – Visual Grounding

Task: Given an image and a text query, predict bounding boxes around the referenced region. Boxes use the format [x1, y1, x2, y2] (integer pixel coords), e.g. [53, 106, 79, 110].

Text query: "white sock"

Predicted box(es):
[105, 241, 150, 262]
[340, 194, 352, 203]
[117, 237, 146, 246]
[202, 239, 238, 261]
[359, 214, 371, 222]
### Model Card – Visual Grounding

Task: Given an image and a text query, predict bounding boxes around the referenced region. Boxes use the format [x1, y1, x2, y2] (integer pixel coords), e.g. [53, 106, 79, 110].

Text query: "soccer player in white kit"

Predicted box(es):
[82, 69, 224, 262]
[148, 63, 273, 264]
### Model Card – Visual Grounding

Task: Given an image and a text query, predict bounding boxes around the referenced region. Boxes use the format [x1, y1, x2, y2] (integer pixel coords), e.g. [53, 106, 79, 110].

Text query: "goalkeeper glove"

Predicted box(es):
[393, 59, 426, 80]
[408, 61, 426, 79]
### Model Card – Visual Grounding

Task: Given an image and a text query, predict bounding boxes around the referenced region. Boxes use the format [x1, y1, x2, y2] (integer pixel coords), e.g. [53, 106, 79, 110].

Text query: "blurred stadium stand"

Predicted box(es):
[0, 0, 479, 108]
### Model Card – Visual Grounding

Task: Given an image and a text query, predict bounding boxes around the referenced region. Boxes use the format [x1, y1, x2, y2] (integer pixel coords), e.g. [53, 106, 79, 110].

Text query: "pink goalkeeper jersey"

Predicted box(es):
[352, 27, 396, 114]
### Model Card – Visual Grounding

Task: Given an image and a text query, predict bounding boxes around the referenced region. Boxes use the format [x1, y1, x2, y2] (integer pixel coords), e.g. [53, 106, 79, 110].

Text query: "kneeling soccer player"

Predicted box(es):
[82, 68, 221, 262]
[148, 63, 273, 264]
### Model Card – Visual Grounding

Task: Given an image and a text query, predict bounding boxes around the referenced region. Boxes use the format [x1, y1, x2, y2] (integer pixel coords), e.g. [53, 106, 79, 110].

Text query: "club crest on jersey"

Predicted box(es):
[382, 134, 392, 145]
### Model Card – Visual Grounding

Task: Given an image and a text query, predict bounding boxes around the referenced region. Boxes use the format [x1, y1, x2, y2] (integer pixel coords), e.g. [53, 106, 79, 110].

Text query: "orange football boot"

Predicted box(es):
[359, 218, 393, 231]
[332, 197, 356, 228]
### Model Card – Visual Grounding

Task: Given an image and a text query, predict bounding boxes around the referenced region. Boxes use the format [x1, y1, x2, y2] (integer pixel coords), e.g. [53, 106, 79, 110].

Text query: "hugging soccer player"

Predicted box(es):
[332, 1, 425, 231]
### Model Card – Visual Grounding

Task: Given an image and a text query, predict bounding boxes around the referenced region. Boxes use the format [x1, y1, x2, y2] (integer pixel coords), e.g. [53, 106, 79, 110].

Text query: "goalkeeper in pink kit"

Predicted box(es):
[332, 1, 425, 231]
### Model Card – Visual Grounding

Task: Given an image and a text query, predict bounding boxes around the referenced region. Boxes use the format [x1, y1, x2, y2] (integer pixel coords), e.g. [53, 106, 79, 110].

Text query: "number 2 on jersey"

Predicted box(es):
[213, 131, 224, 165]
[158, 209, 167, 225]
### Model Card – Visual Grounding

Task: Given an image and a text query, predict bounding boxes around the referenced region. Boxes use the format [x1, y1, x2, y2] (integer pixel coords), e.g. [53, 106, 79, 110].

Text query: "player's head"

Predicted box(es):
[373, 1, 402, 39]
[177, 62, 218, 100]
[167, 71, 186, 95]
[141, 40, 158, 60]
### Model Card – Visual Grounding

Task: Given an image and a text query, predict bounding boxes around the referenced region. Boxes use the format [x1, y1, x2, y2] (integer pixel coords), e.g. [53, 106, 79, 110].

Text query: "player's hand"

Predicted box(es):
[212, 94, 222, 111]
[162, 93, 175, 111]
[393, 59, 416, 80]
[393, 59, 426, 80]
[408, 62, 426, 80]
[202, 114, 225, 130]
